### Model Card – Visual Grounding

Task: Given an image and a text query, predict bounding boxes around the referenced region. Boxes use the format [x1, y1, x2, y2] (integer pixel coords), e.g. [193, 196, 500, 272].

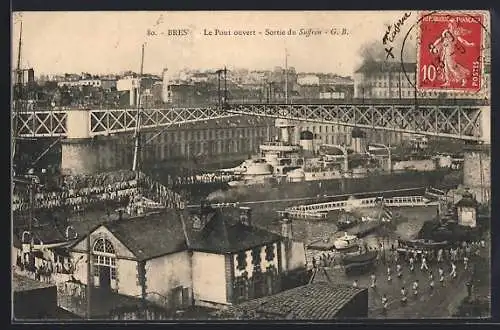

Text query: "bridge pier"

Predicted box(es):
[463, 144, 490, 205]
[60, 110, 125, 175]
[61, 139, 99, 175]
[462, 106, 490, 205]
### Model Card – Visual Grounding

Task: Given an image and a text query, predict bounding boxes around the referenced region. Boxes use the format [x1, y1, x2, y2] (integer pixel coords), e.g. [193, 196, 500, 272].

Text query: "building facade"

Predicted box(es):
[85, 116, 277, 173]
[67, 206, 306, 312]
[354, 62, 417, 99]
[354, 61, 491, 100]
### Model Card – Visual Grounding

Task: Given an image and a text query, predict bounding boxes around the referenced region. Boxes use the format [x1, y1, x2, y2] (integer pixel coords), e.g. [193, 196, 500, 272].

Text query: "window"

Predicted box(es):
[93, 238, 116, 254]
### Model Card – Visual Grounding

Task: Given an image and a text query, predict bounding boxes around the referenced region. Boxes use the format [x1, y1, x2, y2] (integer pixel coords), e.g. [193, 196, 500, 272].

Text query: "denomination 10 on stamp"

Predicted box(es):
[418, 12, 484, 92]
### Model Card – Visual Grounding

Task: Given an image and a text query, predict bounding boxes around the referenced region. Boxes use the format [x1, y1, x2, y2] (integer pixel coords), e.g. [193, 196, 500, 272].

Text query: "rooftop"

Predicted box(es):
[70, 207, 283, 260]
[104, 210, 188, 261]
[217, 283, 366, 320]
[355, 61, 417, 74]
[184, 208, 282, 254]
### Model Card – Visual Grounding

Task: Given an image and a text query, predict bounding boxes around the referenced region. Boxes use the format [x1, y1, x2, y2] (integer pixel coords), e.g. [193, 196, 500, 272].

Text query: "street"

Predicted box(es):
[313, 247, 488, 319]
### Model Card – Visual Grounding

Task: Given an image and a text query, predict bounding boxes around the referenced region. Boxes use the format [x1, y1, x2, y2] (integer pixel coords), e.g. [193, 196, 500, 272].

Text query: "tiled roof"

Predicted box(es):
[104, 210, 188, 261]
[184, 208, 282, 254]
[221, 283, 366, 319]
[44, 205, 283, 260]
[31, 223, 67, 243]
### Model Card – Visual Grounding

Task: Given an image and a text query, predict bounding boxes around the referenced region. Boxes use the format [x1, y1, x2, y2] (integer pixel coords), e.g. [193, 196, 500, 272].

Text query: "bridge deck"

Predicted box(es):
[13, 103, 488, 141]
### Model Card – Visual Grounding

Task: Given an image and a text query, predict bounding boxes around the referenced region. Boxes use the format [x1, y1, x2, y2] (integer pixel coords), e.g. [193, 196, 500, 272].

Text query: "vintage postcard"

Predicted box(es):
[11, 10, 491, 321]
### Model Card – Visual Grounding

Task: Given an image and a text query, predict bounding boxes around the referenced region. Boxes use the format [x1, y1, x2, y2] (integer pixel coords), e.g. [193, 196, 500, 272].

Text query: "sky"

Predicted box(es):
[12, 11, 423, 77]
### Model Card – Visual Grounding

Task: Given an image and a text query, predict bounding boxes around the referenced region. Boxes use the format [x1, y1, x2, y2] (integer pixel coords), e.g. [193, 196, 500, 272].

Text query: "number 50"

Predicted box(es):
[421, 64, 437, 82]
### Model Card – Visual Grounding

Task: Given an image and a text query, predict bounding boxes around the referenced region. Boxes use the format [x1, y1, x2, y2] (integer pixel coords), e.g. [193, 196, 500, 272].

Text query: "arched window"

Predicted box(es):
[93, 238, 116, 255]
[92, 238, 117, 283]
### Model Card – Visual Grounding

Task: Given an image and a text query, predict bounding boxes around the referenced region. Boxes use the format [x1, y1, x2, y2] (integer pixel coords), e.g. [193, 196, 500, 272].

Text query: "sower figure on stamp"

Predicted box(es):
[429, 19, 476, 87]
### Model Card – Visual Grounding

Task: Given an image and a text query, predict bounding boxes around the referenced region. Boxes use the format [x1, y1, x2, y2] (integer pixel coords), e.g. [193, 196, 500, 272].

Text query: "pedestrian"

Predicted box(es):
[439, 267, 445, 286]
[396, 263, 403, 278]
[480, 239, 486, 248]
[437, 248, 443, 263]
[464, 256, 469, 270]
[412, 280, 419, 296]
[450, 262, 457, 279]
[381, 294, 389, 314]
[387, 266, 392, 282]
[466, 281, 473, 297]
[352, 279, 358, 288]
[370, 273, 377, 288]
[421, 254, 429, 271]
[429, 273, 435, 291]
[409, 257, 415, 272]
[400, 287, 408, 305]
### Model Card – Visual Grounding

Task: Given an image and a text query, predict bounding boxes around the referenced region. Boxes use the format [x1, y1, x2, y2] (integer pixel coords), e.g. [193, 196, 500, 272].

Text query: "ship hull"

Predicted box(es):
[206, 169, 460, 203]
[174, 169, 461, 204]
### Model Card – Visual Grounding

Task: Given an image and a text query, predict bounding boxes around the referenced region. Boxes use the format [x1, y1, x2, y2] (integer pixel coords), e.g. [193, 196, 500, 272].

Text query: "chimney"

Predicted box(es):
[281, 212, 293, 239]
[239, 207, 252, 226]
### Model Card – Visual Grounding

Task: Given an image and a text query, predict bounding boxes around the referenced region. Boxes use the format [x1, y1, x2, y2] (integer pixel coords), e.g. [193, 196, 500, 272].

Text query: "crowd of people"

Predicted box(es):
[167, 172, 238, 186]
[364, 239, 487, 316]
[12, 170, 186, 213]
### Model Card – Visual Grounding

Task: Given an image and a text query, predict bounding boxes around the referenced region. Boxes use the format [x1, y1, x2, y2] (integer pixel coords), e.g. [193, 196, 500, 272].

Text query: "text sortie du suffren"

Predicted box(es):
[202, 28, 349, 37]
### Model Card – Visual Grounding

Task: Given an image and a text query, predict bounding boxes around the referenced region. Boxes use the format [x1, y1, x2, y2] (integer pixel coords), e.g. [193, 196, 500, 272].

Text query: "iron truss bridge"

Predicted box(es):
[13, 104, 486, 141]
[13, 107, 231, 138]
[227, 104, 486, 142]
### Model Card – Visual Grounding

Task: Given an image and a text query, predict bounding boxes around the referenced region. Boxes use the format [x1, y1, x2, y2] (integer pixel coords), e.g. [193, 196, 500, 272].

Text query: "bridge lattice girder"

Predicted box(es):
[228, 104, 484, 141]
[88, 107, 231, 136]
[13, 104, 485, 141]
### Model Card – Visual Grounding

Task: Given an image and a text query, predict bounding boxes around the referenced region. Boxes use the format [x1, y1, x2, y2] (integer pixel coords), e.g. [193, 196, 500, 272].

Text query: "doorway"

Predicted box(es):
[99, 266, 111, 290]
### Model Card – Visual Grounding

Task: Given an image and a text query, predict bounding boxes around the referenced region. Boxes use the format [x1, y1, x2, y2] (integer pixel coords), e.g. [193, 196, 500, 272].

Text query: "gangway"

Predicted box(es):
[286, 195, 438, 214]
[277, 210, 328, 220]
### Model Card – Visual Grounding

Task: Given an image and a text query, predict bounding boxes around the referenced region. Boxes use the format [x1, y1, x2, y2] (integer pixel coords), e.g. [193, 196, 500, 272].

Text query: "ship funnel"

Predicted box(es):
[299, 130, 314, 156]
[275, 119, 294, 144]
[351, 128, 367, 154]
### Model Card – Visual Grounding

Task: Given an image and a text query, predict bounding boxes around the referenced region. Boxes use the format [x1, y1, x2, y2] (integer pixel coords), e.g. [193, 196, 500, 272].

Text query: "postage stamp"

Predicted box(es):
[417, 12, 485, 92]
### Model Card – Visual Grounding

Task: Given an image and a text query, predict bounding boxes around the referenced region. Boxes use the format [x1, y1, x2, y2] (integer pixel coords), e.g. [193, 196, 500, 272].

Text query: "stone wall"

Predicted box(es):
[463, 145, 491, 204]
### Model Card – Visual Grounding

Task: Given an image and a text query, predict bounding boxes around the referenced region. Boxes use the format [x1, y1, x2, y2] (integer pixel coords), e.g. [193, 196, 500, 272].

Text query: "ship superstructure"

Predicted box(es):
[225, 119, 379, 187]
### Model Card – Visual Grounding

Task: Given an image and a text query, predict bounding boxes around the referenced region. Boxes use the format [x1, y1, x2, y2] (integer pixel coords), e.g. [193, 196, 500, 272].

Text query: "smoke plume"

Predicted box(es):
[356, 27, 417, 70]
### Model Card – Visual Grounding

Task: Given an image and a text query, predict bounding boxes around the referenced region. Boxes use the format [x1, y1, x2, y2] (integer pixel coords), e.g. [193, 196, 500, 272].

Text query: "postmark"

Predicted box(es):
[417, 12, 484, 92]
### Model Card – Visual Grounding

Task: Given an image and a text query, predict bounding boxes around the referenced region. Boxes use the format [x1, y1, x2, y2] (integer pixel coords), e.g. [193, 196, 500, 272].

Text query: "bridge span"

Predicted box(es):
[14, 103, 490, 143]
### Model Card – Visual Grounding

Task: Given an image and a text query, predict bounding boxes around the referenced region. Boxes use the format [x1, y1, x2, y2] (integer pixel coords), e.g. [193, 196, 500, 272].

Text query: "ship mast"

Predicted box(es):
[132, 44, 145, 173]
[12, 20, 23, 164]
[284, 48, 288, 104]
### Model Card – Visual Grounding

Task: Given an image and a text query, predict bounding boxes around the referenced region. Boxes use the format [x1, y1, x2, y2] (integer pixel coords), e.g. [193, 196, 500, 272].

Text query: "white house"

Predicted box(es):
[67, 205, 307, 311]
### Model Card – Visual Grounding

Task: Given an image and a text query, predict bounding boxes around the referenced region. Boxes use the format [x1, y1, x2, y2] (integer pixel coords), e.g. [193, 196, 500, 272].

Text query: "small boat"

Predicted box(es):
[337, 212, 360, 230]
[333, 233, 360, 250]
